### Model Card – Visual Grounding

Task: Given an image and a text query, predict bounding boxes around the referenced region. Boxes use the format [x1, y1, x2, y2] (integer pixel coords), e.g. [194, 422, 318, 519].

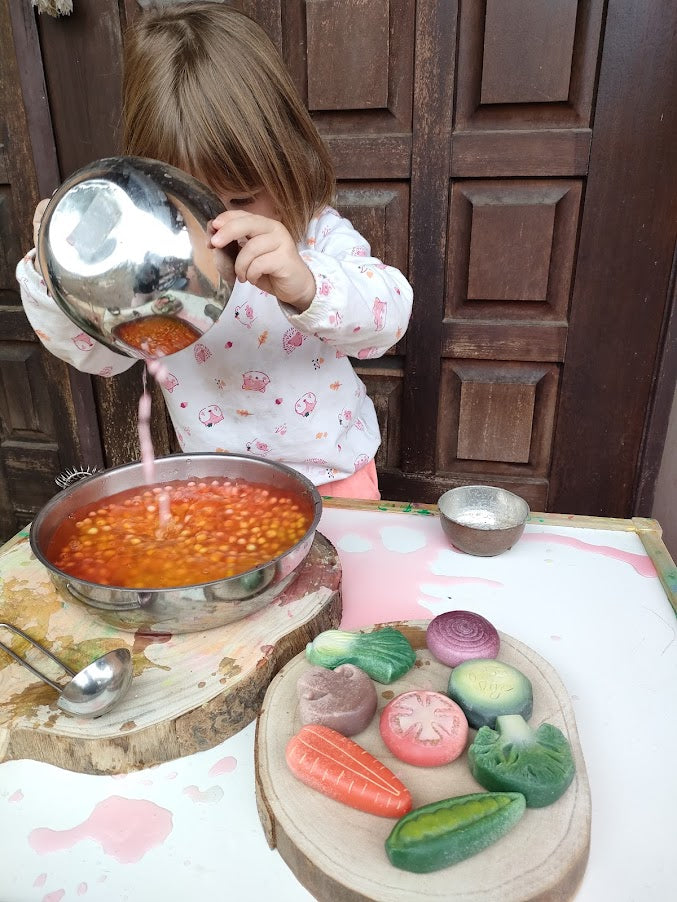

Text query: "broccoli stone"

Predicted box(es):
[468, 714, 575, 808]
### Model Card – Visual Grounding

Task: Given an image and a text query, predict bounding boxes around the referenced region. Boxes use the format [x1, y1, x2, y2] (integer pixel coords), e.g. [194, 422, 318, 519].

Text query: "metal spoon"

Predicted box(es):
[0, 622, 133, 718]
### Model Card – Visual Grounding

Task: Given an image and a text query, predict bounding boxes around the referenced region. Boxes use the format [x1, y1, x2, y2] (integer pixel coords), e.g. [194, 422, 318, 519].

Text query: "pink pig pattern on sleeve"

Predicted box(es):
[372, 298, 387, 331]
[234, 303, 256, 327]
[199, 405, 224, 427]
[283, 327, 306, 354]
[295, 392, 317, 417]
[73, 333, 95, 352]
[242, 371, 270, 392]
[194, 343, 212, 363]
[161, 372, 179, 392]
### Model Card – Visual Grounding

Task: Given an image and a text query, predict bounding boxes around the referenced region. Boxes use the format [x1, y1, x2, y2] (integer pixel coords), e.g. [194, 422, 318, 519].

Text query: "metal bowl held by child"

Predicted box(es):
[36, 156, 238, 358]
[29, 454, 323, 634]
[437, 485, 530, 557]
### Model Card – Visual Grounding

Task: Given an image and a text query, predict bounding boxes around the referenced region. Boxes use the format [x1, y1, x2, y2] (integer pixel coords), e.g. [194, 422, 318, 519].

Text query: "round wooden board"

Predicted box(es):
[255, 622, 591, 902]
[0, 531, 341, 775]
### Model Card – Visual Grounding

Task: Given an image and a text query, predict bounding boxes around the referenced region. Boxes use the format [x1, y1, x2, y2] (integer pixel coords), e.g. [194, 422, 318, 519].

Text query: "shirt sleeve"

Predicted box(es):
[16, 250, 137, 377]
[283, 208, 413, 359]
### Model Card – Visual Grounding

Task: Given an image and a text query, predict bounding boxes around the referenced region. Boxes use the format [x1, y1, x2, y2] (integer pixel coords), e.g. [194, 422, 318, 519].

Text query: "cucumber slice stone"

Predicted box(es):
[448, 658, 533, 729]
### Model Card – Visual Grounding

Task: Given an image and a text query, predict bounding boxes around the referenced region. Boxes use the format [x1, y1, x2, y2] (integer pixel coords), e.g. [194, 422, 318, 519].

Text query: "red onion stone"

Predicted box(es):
[426, 610, 500, 667]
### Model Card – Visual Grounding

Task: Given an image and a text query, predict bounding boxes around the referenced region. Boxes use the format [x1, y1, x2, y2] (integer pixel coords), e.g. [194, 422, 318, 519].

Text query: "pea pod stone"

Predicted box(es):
[385, 792, 526, 873]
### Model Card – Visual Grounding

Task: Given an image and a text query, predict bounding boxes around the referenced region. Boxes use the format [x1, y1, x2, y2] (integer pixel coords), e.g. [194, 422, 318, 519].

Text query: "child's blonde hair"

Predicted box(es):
[122, 2, 335, 242]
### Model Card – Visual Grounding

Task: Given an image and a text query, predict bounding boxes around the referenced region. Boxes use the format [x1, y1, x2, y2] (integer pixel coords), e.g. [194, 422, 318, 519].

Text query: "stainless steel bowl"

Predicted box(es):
[29, 454, 322, 634]
[37, 156, 238, 359]
[438, 485, 530, 556]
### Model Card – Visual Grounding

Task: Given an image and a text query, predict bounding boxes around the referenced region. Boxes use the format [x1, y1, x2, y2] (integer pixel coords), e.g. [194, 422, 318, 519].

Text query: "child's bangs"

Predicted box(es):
[176, 98, 269, 198]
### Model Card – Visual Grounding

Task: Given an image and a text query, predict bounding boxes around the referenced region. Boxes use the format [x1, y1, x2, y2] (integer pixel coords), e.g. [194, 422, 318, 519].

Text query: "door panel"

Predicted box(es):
[294, 0, 415, 170]
[456, 0, 604, 129]
[436, 359, 558, 503]
[306, 0, 390, 110]
[446, 180, 581, 319]
[480, 0, 579, 105]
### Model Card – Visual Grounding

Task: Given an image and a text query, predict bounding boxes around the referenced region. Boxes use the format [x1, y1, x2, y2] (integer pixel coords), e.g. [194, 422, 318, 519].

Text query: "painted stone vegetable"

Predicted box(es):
[296, 663, 377, 735]
[385, 791, 526, 873]
[468, 714, 576, 808]
[448, 658, 533, 729]
[305, 627, 416, 684]
[426, 609, 500, 667]
[380, 690, 468, 766]
[285, 724, 412, 817]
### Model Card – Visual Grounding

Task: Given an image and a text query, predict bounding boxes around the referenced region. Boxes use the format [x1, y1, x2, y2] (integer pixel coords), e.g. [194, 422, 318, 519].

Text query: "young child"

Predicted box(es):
[17, 3, 412, 501]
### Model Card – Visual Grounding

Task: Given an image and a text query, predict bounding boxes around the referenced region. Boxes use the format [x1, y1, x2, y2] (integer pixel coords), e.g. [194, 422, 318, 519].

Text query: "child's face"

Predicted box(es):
[217, 188, 278, 221]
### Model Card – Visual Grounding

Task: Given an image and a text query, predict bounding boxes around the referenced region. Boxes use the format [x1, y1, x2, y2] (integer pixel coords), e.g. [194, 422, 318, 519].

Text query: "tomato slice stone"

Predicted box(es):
[380, 690, 469, 767]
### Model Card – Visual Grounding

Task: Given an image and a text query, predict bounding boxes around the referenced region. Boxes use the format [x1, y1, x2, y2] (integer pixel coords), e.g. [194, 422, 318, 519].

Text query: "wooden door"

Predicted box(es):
[3, 0, 676, 543]
[397, 0, 605, 509]
[0, 0, 103, 540]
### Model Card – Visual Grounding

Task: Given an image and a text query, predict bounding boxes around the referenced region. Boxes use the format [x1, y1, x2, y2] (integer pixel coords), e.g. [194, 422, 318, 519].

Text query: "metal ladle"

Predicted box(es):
[0, 622, 133, 718]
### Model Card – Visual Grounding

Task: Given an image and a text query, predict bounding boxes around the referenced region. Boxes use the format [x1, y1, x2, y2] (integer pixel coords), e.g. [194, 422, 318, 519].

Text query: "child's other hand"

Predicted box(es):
[32, 198, 51, 274]
[208, 211, 315, 312]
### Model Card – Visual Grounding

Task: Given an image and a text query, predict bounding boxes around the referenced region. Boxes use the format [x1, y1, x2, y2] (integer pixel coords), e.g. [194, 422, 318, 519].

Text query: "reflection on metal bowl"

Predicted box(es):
[29, 454, 322, 634]
[437, 485, 530, 557]
[36, 156, 238, 359]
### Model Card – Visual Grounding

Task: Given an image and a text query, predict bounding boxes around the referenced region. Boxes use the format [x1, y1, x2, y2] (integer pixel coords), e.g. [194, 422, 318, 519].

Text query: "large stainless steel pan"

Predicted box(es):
[29, 454, 322, 635]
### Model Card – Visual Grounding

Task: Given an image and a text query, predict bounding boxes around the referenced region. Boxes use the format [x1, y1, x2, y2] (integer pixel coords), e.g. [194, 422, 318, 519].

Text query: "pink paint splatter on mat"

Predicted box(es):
[42, 891, 64, 902]
[522, 533, 657, 577]
[319, 509, 503, 629]
[209, 757, 237, 777]
[77, 883, 88, 896]
[29, 796, 173, 863]
[34, 874, 47, 887]
[183, 785, 224, 804]
[9, 789, 23, 802]
[165, 771, 178, 780]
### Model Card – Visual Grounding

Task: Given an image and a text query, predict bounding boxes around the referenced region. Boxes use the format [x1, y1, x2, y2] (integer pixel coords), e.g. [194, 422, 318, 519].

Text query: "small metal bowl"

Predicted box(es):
[437, 485, 530, 557]
[37, 156, 238, 359]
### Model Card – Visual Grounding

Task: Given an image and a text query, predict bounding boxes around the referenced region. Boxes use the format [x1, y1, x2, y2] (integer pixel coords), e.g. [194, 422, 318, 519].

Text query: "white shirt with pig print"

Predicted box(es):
[17, 207, 413, 486]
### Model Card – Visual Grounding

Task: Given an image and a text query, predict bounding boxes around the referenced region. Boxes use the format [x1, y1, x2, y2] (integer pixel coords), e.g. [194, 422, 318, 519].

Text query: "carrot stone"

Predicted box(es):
[285, 724, 412, 818]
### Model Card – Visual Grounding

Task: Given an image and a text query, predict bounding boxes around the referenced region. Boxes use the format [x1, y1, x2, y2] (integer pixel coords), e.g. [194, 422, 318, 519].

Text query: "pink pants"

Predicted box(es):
[317, 458, 380, 501]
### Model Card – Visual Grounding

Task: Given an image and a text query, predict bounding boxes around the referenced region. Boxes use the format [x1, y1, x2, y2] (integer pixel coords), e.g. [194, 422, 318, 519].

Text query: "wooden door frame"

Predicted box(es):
[549, 0, 677, 517]
[7, 0, 104, 471]
[634, 248, 677, 516]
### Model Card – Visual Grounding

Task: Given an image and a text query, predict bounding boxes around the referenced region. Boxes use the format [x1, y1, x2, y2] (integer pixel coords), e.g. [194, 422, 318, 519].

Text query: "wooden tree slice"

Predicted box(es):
[255, 622, 591, 902]
[0, 532, 341, 774]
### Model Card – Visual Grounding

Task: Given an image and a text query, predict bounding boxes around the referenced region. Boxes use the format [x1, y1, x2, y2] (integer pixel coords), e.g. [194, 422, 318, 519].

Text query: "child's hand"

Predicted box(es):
[208, 211, 316, 312]
[32, 199, 51, 274]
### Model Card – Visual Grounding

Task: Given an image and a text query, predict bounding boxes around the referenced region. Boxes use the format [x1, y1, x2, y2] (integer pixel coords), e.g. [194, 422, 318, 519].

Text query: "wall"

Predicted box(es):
[652, 388, 677, 559]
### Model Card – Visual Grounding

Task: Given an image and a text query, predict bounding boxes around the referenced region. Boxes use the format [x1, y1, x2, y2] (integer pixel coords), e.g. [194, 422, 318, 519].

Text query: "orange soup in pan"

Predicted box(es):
[46, 478, 314, 589]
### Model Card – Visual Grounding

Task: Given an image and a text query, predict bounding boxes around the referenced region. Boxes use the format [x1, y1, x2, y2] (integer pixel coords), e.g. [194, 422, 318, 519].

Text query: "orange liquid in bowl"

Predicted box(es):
[115, 315, 201, 356]
[46, 478, 314, 589]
